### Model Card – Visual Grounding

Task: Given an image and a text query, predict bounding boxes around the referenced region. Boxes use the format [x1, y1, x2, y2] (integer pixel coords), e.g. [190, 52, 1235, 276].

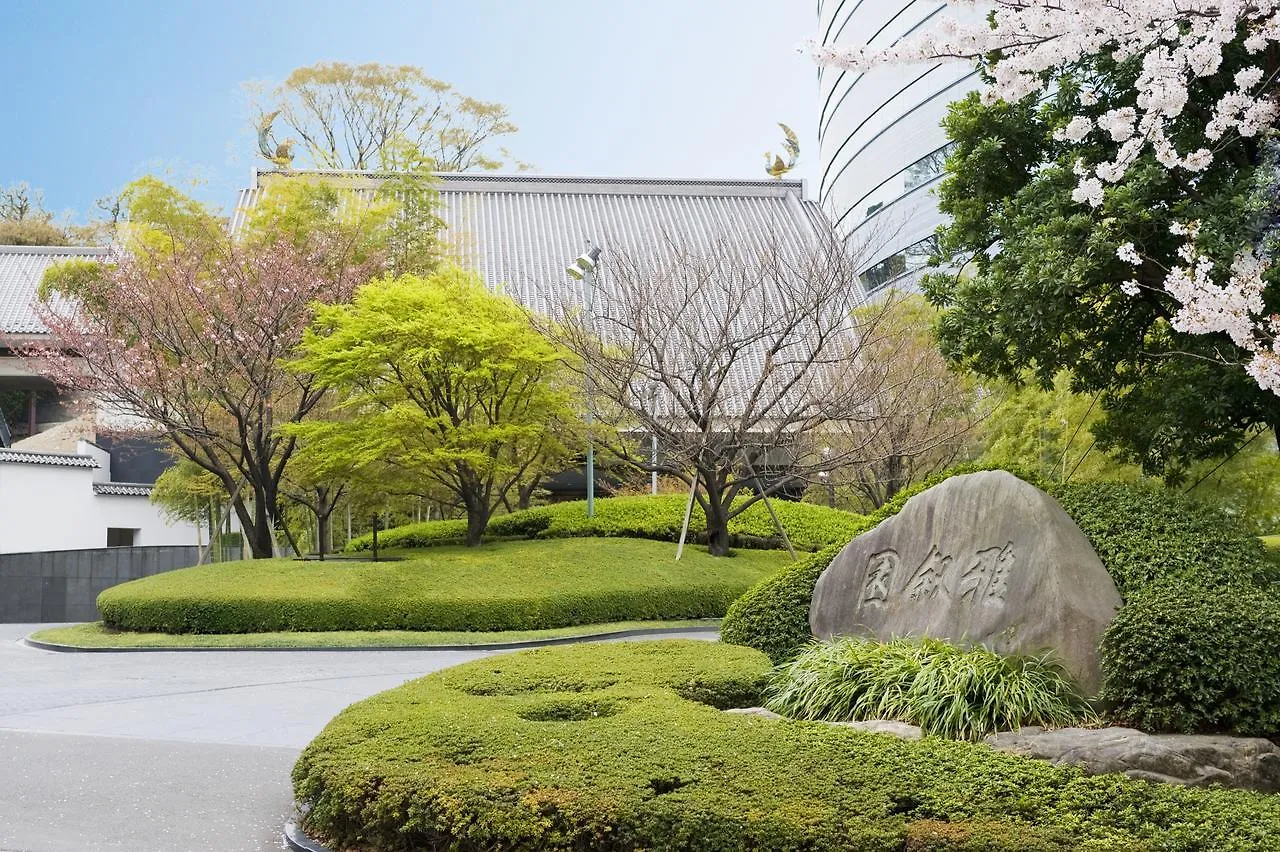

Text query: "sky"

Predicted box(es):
[3, 1, 822, 222]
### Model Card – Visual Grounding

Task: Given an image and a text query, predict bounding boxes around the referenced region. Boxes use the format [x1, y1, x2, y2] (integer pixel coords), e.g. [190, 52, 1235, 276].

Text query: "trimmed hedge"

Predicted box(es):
[1100, 583, 1280, 735]
[293, 640, 1280, 852]
[96, 538, 787, 634]
[348, 494, 870, 554]
[720, 546, 839, 663]
[1052, 481, 1279, 598]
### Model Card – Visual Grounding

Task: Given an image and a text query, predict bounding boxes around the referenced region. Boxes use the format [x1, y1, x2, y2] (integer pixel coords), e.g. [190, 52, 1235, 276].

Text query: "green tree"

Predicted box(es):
[0, 181, 68, 246]
[925, 52, 1280, 481]
[290, 268, 579, 546]
[250, 62, 525, 172]
[977, 373, 1141, 485]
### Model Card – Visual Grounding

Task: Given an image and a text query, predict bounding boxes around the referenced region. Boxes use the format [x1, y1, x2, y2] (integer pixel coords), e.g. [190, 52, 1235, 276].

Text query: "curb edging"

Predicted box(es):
[21, 624, 721, 654]
[284, 821, 332, 852]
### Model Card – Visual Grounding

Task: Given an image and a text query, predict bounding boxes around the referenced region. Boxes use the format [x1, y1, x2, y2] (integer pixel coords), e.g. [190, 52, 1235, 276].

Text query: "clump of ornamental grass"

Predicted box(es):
[764, 636, 1093, 741]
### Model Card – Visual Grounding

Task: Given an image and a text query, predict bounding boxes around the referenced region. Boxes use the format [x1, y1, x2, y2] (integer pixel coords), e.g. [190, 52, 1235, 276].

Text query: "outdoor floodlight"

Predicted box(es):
[566, 246, 602, 280]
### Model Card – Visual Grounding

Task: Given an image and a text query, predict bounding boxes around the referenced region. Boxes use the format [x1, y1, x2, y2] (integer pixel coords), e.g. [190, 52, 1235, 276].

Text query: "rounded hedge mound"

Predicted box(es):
[293, 640, 1280, 852]
[348, 494, 870, 554]
[97, 538, 787, 634]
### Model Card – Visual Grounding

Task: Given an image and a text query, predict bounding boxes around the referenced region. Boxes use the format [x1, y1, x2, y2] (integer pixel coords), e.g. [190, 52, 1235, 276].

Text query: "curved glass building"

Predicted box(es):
[817, 0, 981, 294]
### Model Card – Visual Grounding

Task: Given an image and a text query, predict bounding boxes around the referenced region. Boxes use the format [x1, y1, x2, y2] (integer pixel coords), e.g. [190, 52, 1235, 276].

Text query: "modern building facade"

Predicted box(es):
[817, 0, 981, 295]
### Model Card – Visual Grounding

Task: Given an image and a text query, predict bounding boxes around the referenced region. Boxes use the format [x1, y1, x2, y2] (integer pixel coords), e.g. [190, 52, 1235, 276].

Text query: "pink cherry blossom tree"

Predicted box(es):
[814, 1, 1280, 392]
[25, 234, 371, 558]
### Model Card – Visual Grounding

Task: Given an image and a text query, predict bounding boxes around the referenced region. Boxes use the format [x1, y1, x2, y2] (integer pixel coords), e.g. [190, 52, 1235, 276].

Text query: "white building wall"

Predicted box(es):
[818, 0, 983, 295]
[0, 460, 199, 554]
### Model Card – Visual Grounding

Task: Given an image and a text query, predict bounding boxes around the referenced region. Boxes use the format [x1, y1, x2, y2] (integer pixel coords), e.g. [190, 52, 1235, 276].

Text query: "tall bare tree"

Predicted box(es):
[251, 62, 524, 172]
[823, 293, 989, 510]
[549, 230, 915, 556]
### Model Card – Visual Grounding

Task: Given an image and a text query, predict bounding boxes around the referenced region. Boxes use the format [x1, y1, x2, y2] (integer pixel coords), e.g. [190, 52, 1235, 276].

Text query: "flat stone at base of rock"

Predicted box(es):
[725, 707, 783, 720]
[827, 719, 924, 740]
[985, 726, 1280, 793]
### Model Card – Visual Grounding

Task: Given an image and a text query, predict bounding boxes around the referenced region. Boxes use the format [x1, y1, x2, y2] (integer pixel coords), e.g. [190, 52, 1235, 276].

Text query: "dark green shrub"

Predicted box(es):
[347, 495, 869, 553]
[293, 640, 1280, 852]
[765, 637, 1092, 741]
[97, 539, 786, 634]
[1053, 481, 1279, 598]
[1100, 582, 1280, 735]
[719, 546, 838, 663]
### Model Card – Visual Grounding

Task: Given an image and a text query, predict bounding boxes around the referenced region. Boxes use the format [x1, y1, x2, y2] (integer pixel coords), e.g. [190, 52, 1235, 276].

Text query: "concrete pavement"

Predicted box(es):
[0, 623, 717, 851]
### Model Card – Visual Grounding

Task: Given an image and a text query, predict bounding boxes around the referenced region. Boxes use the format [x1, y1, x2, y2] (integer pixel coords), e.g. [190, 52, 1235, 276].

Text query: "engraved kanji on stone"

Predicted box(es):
[957, 541, 1016, 604]
[905, 545, 952, 601]
[862, 549, 900, 605]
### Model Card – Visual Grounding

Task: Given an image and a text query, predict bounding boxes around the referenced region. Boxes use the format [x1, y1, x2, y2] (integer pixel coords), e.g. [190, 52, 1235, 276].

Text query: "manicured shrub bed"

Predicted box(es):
[293, 640, 1280, 852]
[348, 494, 870, 553]
[97, 538, 786, 634]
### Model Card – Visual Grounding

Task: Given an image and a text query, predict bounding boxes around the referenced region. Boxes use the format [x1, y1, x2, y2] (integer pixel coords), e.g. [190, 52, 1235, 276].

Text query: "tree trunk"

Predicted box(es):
[246, 497, 275, 559]
[317, 511, 330, 560]
[702, 480, 731, 557]
[464, 504, 491, 547]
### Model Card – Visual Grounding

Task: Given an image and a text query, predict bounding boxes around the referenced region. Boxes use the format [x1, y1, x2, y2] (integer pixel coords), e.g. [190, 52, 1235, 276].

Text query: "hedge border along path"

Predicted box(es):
[96, 538, 787, 635]
[347, 493, 873, 554]
[292, 640, 1280, 852]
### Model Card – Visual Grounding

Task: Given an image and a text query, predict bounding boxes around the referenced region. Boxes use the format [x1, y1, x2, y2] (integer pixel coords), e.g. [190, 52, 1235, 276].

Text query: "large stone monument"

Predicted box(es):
[810, 471, 1121, 692]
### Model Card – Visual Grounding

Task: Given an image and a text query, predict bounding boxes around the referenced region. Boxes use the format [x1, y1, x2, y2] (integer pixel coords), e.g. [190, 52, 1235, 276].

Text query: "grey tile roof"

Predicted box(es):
[0, 245, 108, 335]
[233, 171, 857, 414]
[0, 449, 99, 468]
[93, 482, 153, 496]
[235, 176, 832, 318]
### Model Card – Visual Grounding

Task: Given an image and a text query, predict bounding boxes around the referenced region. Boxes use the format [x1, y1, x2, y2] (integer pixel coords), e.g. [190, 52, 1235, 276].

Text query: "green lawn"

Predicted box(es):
[30, 619, 720, 649]
[97, 537, 788, 634]
[1262, 534, 1280, 550]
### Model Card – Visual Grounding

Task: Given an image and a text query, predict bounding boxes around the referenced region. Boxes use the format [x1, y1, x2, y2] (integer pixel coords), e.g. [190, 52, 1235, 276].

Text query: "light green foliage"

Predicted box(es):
[1183, 432, 1280, 535]
[978, 373, 1141, 484]
[96, 538, 786, 634]
[253, 62, 523, 172]
[244, 171, 442, 276]
[346, 494, 870, 553]
[292, 640, 1280, 851]
[149, 460, 226, 526]
[291, 268, 580, 545]
[765, 637, 1092, 741]
[30, 619, 719, 650]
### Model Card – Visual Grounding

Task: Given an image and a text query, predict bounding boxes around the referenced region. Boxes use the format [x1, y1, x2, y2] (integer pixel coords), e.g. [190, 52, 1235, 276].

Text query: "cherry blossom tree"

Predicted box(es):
[813, 1, 1280, 392]
[26, 234, 371, 558]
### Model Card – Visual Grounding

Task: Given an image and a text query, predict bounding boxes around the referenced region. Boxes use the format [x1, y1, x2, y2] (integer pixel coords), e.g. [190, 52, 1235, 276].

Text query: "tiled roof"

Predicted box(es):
[233, 171, 857, 411]
[0, 245, 108, 335]
[0, 449, 99, 468]
[93, 482, 153, 496]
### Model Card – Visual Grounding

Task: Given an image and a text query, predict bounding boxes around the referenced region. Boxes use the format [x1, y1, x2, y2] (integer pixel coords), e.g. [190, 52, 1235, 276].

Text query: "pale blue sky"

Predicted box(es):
[3, 1, 822, 221]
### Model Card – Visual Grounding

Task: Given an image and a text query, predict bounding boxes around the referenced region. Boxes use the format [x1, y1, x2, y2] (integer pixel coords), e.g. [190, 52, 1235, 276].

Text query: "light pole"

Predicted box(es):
[567, 243, 602, 518]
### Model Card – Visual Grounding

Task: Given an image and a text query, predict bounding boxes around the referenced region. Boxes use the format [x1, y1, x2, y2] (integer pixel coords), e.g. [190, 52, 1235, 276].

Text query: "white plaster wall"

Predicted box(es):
[0, 462, 200, 554]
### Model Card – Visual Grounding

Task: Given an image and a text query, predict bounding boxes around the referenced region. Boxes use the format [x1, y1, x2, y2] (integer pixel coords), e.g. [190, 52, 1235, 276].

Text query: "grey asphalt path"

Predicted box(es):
[0, 623, 718, 851]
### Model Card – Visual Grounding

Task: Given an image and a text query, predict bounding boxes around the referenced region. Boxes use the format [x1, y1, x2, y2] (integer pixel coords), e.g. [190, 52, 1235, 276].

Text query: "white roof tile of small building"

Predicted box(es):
[0, 449, 99, 468]
[0, 245, 108, 335]
[93, 482, 153, 496]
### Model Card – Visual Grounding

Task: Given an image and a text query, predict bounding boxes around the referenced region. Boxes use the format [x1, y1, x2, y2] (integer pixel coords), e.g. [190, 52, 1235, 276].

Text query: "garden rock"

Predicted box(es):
[985, 726, 1280, 792]
[827, 719, 923, 740]
[725, 707, 783, 720]
[810, 471, 1120, 692]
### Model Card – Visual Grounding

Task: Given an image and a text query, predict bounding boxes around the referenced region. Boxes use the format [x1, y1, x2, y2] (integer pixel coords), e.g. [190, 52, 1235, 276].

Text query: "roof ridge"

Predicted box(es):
[0, 245, 108, 255]
[252, 169, 808, 197]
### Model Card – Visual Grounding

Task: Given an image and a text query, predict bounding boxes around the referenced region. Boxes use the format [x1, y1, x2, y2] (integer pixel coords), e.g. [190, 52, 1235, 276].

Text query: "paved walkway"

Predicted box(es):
[0, 624, 716, 851]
